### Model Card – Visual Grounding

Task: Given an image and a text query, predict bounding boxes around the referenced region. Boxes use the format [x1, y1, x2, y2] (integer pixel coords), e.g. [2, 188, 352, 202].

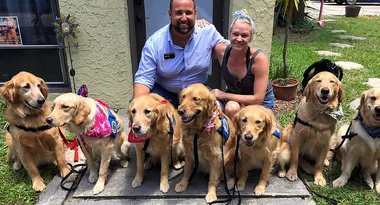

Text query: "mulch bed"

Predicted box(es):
[273, 90, 303, 117]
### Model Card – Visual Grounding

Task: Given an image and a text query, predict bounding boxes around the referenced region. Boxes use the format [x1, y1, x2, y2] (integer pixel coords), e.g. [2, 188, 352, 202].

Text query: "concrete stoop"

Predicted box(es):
[38, 146, 314, 205]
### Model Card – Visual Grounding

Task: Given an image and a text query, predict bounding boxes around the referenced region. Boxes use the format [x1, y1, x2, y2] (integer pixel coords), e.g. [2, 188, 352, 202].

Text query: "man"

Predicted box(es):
[133, 0, 226, 107]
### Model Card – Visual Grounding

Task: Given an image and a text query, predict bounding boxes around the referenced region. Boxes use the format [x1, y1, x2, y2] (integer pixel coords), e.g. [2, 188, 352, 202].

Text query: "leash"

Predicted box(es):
[58, 128, 80, 162]
[188, 133, 199, 183]
[60, 163, 87, 191]
[330, 121, 356, 153]
[299, 173, 338, 205]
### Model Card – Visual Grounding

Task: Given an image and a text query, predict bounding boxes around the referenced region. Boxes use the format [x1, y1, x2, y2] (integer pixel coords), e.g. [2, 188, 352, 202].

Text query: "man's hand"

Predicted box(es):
[196, 19, 210, 28]
[211, 88, 225, 100]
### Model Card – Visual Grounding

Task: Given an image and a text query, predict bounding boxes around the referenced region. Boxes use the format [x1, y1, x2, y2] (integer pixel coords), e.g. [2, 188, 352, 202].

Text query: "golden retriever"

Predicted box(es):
[224, 105, 290, 195]
[333, 87, 380, 193]
[285, 71, 344, 185]
[46, 93, 130, 194]
[1, 71, 71, 191]
[127, 93, 184, 193]
[174, 83, 235, 203]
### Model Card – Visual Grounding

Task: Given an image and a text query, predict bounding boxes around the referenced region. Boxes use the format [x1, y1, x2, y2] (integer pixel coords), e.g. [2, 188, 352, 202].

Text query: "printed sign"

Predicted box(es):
[0, 16, 23, 45]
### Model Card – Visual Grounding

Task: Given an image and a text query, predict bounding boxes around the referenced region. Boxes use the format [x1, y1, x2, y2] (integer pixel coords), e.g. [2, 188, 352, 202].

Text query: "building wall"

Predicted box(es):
[59, 0, 133, 108]
[229, 0, 276, 57]
[58, 0, 275, 109]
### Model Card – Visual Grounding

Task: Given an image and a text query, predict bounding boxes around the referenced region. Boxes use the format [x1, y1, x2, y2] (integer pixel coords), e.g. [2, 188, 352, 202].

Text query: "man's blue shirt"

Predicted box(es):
[134, 23, 224, 93]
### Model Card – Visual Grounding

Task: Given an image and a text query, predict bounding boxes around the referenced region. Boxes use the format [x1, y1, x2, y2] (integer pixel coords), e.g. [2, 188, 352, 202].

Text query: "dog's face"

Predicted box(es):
[1, 71, 48, 110]
[128, 94, 168, 136]
[234, 105, 276, 147]
[47, 93, 91, 127]
[358, 87, 380, 126]
[303, 71, 344, 109]
[178, 83, 218, 125]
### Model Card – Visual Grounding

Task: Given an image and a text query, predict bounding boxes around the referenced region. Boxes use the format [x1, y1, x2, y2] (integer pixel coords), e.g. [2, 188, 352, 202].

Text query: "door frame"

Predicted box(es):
[127, 0, 230, 89]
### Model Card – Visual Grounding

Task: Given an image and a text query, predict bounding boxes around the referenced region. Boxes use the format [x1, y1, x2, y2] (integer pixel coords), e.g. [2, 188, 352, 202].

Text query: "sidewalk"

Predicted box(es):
[37, 109, 315, 205]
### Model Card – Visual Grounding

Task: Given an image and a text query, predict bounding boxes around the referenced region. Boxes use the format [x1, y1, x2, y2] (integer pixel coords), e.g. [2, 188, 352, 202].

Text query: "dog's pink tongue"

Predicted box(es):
[128, 130, 149, 143]
[374, 114, 380, 121]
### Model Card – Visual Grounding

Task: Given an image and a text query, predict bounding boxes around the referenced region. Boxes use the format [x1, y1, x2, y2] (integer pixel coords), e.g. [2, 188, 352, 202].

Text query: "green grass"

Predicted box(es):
[270, 16, 380, 204]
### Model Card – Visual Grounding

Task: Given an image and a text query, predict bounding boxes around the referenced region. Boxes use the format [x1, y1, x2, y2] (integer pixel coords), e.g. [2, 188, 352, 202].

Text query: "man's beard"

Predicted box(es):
[171, 22, 194, 35]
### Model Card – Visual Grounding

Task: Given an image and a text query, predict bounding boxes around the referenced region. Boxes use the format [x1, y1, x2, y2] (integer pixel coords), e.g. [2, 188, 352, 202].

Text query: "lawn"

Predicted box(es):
[270, 16, 380, 204]
[0, 16, 379, 205]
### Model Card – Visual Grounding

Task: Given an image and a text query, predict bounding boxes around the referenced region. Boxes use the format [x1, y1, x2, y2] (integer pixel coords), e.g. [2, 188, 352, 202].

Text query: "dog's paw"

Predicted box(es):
[323, 159, 330, 167]
[173, 161, 183, 170]
[254, 185, 266, 195]
[93, 182, 105, 195]
[375, 183, 380, 194]
[175, 181, 188, 193]
[132, 177, 143, 188]
[278, 169, 286, 178]
[12, 161, 21, 171]
[314, 176, 326, 186]
[144, 160, 153, 170]
[32, 180, 46, 192]
[286, 170, 298, 181]
[333, 178, 347, 188]
[160, 182, 170, 193]
[205, 192, 217, 203]
[227, 178, 235, 190]
[119, 159, 130, 168]
[236, 180, 246, 191]
[88, 173, 98, 184]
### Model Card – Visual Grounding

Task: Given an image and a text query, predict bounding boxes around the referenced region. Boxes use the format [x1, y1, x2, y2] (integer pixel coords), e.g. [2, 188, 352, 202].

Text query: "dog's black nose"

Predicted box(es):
[375, 106, 380, 114]
[177, 108, 186, 116]
[132, 124, 141, 132]
[244, 133, 253, 141]
[37, 98, 45, 105]
[46, 117, 53, 124]
[321, 87, 330, 95]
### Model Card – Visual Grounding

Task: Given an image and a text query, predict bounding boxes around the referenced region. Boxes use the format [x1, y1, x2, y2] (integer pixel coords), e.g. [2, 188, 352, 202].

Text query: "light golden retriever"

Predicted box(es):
[285, 71, 344, 185]
[224, 105, 290, 195]
[174, 83, 235, 203]
[1, 71, 71, 191]
[46, 93, 130, 194]
[333, 87, 380, 193]
[127, 93, 184, 193]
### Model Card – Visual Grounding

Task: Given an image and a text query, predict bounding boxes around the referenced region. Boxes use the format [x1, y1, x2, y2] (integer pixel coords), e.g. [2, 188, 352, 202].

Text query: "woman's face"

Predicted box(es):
[229, 20, 252, 51]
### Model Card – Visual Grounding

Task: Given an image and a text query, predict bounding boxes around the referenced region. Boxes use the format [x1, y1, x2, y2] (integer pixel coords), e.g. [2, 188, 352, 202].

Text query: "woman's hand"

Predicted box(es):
[196, 19, 210, 28]
[211, 88, 225, 100]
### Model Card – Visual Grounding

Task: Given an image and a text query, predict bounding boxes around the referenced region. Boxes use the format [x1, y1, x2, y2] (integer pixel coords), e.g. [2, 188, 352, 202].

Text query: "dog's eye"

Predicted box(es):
[61, 105, 69, 109]
[37, 84, 41, 88]
[131, 109, 136, 115]
[193, 97, 200, 101]
[144, 109, 151, 114]
[23, 83, 30, 89]
[370, 96, 376, 101]
[255, 120, 261, 124]
[330, 80, 335, 83]
[241, 117, 247, 123]
[315, 80, 322, 83]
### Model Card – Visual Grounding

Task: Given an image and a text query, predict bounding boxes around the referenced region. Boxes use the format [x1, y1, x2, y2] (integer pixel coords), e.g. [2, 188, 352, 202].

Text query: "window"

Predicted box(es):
[0, 0, 69, 90]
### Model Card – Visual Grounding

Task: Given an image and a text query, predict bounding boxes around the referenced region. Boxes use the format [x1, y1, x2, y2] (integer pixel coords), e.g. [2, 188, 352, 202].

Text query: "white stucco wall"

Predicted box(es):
[59, 0, 133, 108]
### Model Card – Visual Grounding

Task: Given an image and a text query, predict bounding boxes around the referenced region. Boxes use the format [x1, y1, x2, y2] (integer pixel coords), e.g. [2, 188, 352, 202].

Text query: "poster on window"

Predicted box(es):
[0, 16, 23, 45]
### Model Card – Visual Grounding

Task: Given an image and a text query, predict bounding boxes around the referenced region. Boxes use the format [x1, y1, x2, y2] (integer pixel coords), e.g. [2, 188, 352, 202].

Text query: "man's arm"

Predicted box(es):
[133, 83, 150, 98]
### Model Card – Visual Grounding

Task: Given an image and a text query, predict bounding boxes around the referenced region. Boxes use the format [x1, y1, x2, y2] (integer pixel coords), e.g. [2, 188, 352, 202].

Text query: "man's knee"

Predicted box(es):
[225, 101, 241, 117]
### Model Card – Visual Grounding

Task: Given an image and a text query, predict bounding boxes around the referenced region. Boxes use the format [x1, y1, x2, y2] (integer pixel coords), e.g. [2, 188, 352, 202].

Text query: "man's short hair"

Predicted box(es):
[169, 0, 195, 11]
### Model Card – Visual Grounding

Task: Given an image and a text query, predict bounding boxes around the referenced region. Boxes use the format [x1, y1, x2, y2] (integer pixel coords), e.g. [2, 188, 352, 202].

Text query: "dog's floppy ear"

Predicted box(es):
[38, 77, 48, 99]
[1, 79, 16, 103]
[264, 108, 276, 137]
[338, 81, 344, 104]
[303, 81, 312, 102]
[357, 91, 367, 111]
[74, 98, 91, 124]
[207, 92, 219, 117]
[232, 113, 240, 133]
[127, 100, 134, 126]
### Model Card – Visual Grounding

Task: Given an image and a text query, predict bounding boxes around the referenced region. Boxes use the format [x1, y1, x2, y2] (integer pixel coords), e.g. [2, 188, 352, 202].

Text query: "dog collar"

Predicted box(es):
[9, 123, 52, 132]
[355, 113, 380, 138]
[324, 104, 344, 121]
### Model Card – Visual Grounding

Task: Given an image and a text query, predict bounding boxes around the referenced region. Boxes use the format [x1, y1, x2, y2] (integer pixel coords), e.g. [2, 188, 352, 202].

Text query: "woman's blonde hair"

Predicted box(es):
[230, 9, 256, 34]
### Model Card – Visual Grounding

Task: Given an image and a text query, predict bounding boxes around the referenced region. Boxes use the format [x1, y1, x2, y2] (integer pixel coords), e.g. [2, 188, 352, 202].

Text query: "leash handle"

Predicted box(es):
[60, 163, 87, 191]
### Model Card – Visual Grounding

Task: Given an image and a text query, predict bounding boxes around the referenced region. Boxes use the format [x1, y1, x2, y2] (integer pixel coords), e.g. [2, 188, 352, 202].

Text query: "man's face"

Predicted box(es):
[169, 0, 197, 35]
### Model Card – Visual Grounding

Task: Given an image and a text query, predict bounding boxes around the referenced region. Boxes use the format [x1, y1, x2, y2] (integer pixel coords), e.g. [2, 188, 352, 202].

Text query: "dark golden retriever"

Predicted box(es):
[333, 87, 380, 193]
[46, 93, 130, 194]
[224, 105, 290, 195]
[1, 71, 71, 191]
[174, 83, 235, 203]
[285, 71, 344, 185]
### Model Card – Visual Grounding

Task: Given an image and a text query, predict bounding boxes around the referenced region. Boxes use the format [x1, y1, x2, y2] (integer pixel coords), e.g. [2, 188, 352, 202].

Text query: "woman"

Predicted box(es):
[212, 9, 274, 118]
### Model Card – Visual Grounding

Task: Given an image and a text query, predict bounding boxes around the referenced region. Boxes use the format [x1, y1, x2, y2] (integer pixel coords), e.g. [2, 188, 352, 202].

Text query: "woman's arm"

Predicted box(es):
[212, 43, 227, 65]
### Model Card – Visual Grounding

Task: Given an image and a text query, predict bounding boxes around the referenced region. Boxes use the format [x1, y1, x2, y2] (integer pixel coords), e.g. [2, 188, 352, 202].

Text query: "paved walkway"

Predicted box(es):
[307, 1, 380, 18]
[37, 110, 315, 205]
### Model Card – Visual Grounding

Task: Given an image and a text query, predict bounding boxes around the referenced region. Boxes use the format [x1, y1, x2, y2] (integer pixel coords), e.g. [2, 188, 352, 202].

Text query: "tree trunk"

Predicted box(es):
[292, 0, 305, 22]
[283, 0, 295, 79]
